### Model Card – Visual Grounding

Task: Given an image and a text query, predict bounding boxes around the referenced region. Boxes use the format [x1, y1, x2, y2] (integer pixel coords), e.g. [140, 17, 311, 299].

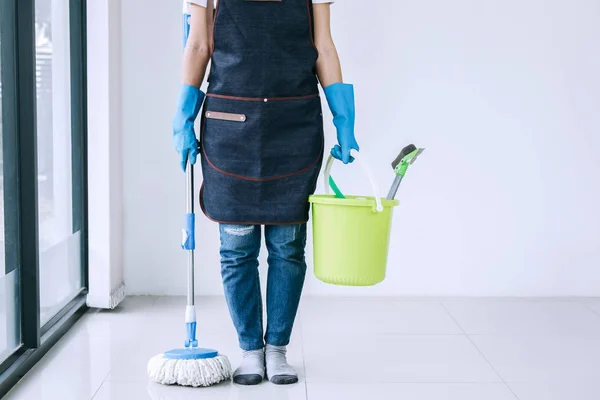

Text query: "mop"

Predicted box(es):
[147, 4, 232, 387]
[147, 163, 231, 387]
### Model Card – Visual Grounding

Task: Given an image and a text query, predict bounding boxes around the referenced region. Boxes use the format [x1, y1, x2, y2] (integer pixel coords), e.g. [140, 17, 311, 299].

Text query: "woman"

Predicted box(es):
[172, 0, 358, 385]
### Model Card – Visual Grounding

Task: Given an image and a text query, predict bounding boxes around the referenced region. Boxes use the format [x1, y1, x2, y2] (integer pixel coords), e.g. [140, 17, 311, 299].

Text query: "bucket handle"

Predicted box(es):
[324, 149, 384, 212]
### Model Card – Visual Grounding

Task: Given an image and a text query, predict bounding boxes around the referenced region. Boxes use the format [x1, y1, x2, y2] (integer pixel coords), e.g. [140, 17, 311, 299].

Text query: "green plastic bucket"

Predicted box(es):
[309, 152, 399, 286]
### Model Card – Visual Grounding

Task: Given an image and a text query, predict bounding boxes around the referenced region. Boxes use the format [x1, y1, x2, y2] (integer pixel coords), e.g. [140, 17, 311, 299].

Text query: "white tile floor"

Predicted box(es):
[5, 296, 600, 400]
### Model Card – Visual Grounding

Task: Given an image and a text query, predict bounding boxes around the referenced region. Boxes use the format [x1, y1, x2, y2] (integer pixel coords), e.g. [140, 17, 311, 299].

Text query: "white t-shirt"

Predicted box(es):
[188, 0, 332, 8]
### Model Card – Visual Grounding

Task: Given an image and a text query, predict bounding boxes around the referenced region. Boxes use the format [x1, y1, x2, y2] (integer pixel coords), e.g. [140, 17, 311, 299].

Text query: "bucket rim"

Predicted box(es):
[308, 194, 399, 208]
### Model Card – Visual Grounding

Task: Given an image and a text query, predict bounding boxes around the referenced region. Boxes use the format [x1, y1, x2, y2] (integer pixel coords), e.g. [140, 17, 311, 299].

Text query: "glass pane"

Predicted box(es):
[0, 270, 21, 362]
[35, 0, 84, 325]
[0, 1, 4, 273]
[1, 19, 23, 362]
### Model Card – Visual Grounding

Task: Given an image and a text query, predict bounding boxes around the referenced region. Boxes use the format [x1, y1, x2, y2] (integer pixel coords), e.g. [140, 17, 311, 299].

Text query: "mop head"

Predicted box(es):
[147, 348, 232, 387]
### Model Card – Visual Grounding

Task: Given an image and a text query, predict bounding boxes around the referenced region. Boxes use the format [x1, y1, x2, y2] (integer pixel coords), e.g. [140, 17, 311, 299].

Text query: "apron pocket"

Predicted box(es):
[201, 95, 324, 181]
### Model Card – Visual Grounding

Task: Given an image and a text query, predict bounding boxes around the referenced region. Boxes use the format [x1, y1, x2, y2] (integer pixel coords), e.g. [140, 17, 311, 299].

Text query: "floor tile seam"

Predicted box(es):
[301, 331, 469, 337]
[90, 370, 112, 400]
[305, 382, 520, 385]
[466, 333, 600, 337]
[579, 301, 600, 319]
[304, 379, 511, 384]
[439, 302, 520, 399]
[299, 316, 309, 400]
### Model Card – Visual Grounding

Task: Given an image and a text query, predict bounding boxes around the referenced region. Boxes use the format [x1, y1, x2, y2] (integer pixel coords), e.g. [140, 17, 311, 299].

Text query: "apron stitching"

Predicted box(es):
[201, 137, 324, 182]
[306, 0, 317, 52]
[199, 182, 308, 226]
[207, 0, 220, 81]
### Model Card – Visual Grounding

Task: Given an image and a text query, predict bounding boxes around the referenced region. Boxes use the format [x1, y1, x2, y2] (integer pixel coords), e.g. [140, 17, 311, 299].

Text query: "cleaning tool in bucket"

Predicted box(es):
[147, 5, 231, 387]
[147, 163, 232, 387]
[309, 150, 398, 286]
[386, 144, 425, 200]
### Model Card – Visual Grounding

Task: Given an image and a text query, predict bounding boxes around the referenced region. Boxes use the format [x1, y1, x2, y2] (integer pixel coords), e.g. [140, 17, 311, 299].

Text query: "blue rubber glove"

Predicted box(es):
[324, 82, 359, 164]
[172, 84, 205, 171]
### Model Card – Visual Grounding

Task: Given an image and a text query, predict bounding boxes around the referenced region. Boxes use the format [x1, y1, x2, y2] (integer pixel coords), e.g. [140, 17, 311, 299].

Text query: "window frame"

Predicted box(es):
[0, 0, 88, 395]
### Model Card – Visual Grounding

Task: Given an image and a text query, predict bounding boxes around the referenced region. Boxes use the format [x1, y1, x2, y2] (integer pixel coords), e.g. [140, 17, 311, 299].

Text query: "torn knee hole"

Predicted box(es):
[224, 226, 254, 237]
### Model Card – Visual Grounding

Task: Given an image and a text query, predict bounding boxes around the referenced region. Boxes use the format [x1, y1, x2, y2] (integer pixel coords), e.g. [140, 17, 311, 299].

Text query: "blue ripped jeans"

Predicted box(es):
[219, 224, 307, 351]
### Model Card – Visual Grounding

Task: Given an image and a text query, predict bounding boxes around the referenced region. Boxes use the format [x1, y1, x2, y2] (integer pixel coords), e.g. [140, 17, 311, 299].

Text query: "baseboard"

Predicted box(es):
[86, 283, 126, 309]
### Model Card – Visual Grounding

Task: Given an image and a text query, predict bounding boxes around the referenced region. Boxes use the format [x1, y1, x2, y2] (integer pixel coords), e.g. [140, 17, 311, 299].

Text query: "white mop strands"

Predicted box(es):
[147, 306, 232, 387]
[147, 351, 231, 387]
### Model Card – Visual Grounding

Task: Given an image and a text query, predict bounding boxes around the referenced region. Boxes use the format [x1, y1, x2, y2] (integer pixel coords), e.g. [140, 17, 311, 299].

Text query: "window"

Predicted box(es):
[0, 0, 88, 395]
[35, 0, 84, 326]
[0, 11, 22, 365]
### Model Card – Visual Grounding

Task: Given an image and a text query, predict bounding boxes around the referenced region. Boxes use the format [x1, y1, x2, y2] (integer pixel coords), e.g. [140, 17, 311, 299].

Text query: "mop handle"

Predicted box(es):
[183, 4, 195, 308]
[186, 165, 195, 307]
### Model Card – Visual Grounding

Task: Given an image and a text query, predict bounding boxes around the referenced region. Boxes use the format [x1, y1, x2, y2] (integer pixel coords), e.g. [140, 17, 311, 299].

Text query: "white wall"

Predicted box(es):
[87, 0, 125, 308]
[120, 0, 600, 297]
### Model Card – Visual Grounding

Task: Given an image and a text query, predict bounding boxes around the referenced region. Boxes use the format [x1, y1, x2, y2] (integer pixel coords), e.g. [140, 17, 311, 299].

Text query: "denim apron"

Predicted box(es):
[199, 0, 324, 224]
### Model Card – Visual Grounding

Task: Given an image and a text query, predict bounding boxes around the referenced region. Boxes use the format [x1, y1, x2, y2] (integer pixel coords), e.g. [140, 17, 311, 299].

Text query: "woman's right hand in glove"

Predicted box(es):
[172, 84, 205, 171]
